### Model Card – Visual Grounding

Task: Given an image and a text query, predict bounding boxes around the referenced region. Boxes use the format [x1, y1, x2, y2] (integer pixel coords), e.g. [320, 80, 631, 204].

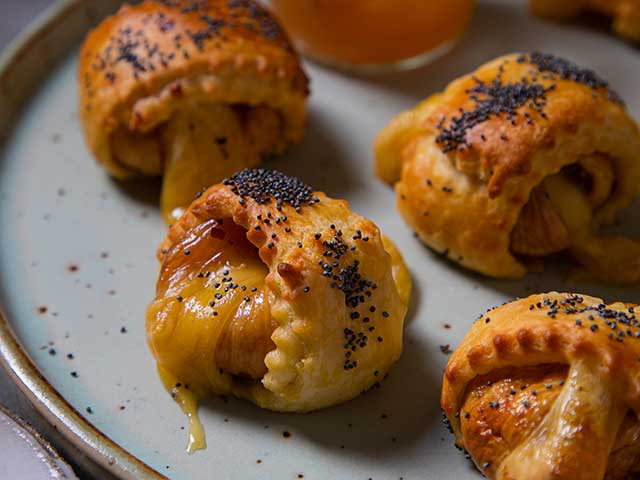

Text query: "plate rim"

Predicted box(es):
[0, 1, 164, 478]
[0, 402, 79, 479]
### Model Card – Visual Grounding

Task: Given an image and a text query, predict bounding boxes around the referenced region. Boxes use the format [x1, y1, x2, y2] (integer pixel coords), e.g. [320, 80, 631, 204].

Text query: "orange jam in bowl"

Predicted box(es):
[268, 0, 473, 70]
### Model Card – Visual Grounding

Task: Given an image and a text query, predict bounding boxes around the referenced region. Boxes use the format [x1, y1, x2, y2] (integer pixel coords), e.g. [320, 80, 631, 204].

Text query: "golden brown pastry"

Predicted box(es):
[375, 52, 640, 283]
[146, 168, 411, 450]
[530, 0, 640, 42]
[441, 292, 640, 480]
[78, 0, 308, 223]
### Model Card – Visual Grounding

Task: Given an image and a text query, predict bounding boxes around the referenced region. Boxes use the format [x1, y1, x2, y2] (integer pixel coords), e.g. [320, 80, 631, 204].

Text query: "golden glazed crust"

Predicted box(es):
[78, 0, 308, 179]
[441, 292, 640, 480]
[147, 169, 410, 412]
[375, 53, 640, 279]
[530, 0, 640, 42]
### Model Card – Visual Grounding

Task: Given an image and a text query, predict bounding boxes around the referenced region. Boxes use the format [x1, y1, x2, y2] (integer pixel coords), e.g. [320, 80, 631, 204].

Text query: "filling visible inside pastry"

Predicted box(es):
[111, 103, 282, 223]
[149, 216, 276, 451]
[511, 154, 640, 282]
[152, 217, 275, 381]
[147, 212, 410, 451]
[460, 364, 640, 479]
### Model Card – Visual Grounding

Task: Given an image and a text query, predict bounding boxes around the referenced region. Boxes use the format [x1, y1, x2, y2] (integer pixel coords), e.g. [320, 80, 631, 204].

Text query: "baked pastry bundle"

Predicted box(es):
[530, 0, 640, 42]
[78, 0, 308, 223]
[146, 168, 411, 448]
[375, 52, 640, 283]
[442, 292, 640, 480]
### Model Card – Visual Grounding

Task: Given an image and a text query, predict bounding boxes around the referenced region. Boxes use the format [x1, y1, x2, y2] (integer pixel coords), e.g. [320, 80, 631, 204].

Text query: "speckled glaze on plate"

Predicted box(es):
[0, 1, 639, 479]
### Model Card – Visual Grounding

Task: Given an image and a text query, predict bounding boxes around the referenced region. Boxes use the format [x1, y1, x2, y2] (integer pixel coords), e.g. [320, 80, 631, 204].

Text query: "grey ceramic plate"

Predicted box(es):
[0, 1, 639, 479]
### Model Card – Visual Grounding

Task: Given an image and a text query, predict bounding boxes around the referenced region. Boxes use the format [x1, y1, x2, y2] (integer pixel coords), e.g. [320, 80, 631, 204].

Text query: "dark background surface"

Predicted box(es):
[0, 0, 55, 48]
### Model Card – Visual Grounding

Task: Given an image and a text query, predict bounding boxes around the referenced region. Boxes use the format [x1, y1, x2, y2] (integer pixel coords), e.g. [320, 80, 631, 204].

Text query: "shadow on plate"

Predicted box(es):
[199, 332, 441, 461]
[268, 107, 359, 198]
[544, 10, 640, 50]
[485, 196, 640, 304]
[109, 175, 162, 209]
[403, 267, 424, 327]
[107, 108, 357, 210]
[418, 238, 640, 308]
[413, 195, 640, 306]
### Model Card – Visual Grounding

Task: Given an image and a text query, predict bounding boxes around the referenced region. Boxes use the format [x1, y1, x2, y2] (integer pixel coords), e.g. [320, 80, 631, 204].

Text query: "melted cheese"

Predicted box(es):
[570, 235, 640, 284]
[542, 172, 594, 242]
[147, 222, 411, 450]
[512, 157, 640, 283]
[497, 359, 626, 479]
[147, 218, 271, 451]
[158, 366, 206, 453]
[160, 105, 257, 223]
[544, 170, 640, 283]
[111, 102, 282, 224]
[382, 235, 412, 308]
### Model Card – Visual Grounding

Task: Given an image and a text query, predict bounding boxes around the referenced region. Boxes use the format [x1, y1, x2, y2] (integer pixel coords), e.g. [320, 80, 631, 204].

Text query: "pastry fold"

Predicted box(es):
[375, 52, 640, 282]
[441, 292, 640, 480]
[146, 169, 410, 415]
[530, 0, 640, 42]
[78, 0, 308, 222]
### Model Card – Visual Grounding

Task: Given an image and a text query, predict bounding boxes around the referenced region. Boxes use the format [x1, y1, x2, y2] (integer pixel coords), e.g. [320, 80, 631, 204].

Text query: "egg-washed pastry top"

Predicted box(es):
[441, 292, 640, 480]
[78, 0, 309, 222]
[530, 0, 640, 42]
[146, 169, 411, 450]
[375, 52, 640, 282]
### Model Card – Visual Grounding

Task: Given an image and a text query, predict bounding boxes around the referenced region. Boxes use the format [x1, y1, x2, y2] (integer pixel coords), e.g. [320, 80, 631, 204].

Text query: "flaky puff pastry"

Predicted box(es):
[442, 292, 640, 480]
[530, 0, 640, 42]
[78, 0, 308, 223]
[146, 169, 411, 449]
[375, 52, 640, 282]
